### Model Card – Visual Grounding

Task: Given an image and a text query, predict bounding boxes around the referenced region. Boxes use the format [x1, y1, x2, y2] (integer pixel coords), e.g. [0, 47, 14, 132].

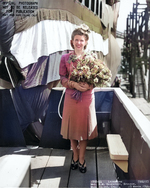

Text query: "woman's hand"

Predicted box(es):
[79, 82, 93, 91]
[73, 82, 88, 92]
[68, 81, 87, 92]
[68, 81, 93, 92]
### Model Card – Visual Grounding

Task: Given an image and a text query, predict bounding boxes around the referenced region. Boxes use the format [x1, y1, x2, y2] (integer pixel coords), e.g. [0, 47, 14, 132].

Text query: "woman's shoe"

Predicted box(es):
[78, 160, 87, 173]
[71, 159, 79, 170]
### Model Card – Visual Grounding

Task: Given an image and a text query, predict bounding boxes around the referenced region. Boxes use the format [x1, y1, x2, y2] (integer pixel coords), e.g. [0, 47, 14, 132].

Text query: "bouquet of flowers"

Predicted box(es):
[68, 51, 112, 100]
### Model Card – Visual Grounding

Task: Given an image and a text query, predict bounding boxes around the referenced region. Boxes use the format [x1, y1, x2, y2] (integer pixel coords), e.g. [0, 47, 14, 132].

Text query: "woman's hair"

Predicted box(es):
[70, 24, 90, 50]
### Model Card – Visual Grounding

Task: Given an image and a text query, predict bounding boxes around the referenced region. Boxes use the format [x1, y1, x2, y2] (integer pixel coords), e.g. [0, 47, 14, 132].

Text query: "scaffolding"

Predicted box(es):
[123, 0, 150, 101]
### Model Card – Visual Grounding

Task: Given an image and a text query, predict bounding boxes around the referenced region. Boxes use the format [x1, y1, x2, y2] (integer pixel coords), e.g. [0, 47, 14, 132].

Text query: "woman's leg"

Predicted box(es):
[70, 139, 79, 161]
[79, 140, 87, 164]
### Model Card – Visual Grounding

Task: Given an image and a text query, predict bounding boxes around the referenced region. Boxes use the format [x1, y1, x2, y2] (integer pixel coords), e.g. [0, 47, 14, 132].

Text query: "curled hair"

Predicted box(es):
[70, 24, 90, 49]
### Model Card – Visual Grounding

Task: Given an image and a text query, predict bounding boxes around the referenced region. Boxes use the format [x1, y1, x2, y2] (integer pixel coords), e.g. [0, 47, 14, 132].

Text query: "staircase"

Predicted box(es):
[135, 68, 145, 98]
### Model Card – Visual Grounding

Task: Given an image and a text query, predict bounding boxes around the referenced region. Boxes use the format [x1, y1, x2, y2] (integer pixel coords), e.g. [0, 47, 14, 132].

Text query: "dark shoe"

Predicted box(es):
[78, 160, 87, 173]
[71, 159, 79, 170]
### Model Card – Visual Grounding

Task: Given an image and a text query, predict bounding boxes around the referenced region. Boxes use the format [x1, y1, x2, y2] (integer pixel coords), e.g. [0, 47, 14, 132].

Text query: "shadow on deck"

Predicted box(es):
[0, 146, 118, 188]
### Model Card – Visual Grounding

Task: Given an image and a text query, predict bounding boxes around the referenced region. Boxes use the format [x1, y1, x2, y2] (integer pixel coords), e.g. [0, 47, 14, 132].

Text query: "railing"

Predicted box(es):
[78, 0, 103, 19]
[116, 31, 125, 39]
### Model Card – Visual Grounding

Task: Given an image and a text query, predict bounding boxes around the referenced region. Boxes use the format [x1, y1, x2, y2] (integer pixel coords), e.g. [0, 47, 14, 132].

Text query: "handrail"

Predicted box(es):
[94, 0, 97, 15]
[89, 0, 91, 9]
[116, 31, 124, 39]
[98, 0, 101, 17]
[81, 0, 85, 5]
[80, 0, 103, 19]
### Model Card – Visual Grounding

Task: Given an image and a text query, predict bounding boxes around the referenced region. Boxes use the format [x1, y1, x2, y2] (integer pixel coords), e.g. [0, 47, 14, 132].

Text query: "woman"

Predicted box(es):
[59, 24, 98, 173]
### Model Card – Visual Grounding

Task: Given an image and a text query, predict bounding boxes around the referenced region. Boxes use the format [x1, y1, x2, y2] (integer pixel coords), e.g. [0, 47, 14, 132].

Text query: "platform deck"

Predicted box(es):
[130, 98, 150, 121]
[0, 146, 117, 188]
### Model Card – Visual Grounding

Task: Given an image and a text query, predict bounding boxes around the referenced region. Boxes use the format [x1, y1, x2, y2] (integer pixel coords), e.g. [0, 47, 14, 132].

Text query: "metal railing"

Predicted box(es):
[79, 0, 103, 19]
[116, 31, 125, 39]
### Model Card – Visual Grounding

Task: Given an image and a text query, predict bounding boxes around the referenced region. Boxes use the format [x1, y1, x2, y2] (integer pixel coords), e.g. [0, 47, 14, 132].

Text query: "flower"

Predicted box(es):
[69, 51, 112, 88]
[94, 77, 98, 83]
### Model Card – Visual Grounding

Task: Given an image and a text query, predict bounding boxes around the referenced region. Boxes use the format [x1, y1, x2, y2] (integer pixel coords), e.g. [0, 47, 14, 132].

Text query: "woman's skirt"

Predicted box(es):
[61, 89, 98, 141]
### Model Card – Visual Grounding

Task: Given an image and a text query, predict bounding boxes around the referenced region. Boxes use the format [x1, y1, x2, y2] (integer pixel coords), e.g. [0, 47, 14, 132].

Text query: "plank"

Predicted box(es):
[97, 149, 117, 181]
[130, 98, 144, 106]
[29, 147, 52, 188]
[107, 135, 129, 173]
[130, 98, 150, 115]
[107, 134, 128, 160]
[0, 147, 12, 156]
[68, 149, 97, 188]
[39, 149, 72, 188]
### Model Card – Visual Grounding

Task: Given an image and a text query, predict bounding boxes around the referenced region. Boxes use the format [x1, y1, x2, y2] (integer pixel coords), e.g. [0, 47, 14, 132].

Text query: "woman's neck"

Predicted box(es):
[74, 50, 84, 58]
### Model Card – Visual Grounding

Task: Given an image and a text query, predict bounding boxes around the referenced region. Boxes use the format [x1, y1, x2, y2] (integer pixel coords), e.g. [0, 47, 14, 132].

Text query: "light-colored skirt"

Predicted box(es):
[61, 89, 98, 141]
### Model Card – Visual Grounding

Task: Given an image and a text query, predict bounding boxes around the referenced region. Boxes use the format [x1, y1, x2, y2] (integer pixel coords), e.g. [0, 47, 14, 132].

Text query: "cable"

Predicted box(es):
[58, 88, 66, 119]
[4, 57, 15, 88]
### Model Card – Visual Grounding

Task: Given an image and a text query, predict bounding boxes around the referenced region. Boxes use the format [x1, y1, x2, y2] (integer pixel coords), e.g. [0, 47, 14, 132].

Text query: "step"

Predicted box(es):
[106, 134, 129, 173]
[0, 154, 31, 187]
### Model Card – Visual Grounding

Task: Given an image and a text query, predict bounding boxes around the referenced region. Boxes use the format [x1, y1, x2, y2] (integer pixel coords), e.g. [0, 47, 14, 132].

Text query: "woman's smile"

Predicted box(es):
[72, 35, 87, 52]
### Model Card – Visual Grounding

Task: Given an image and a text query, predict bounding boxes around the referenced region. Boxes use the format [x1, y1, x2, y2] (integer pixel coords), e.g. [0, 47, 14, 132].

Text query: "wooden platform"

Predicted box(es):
[0, 146, 117, 188]
[130, 98, 150, 121]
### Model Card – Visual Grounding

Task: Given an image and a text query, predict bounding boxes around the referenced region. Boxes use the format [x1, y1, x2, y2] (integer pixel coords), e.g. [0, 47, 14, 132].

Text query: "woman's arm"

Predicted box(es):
[59, 54, 92, 91]
[59, 55, 70, 88]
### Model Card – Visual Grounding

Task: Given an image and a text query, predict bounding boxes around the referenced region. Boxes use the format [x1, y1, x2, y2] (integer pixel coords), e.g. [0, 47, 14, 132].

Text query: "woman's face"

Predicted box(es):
[72, 35, 87, 52]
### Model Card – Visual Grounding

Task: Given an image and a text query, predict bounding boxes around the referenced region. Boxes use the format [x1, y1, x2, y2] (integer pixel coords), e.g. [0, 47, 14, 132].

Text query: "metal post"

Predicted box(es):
[94, 0, 97, 15]
[98, 0, 101, 18]
[148, 13, 150, 101]
[89, 0, 91, 9]
[130, 11, 135, 96]
[148, 57, 150, 101]
[142, 8, 149, 99]
[82, 0, 85, 5]
[133, 1, 138, 98]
